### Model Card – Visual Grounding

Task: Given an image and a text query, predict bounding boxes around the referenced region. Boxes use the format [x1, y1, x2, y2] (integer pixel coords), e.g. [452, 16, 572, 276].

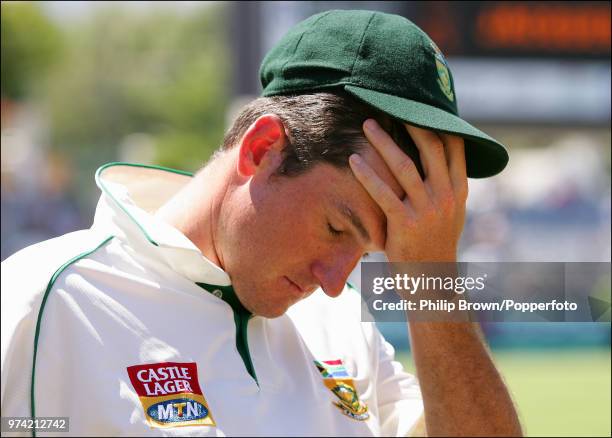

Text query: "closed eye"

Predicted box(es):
[328, 221, 371, 259]
[327, 222, 343, 236]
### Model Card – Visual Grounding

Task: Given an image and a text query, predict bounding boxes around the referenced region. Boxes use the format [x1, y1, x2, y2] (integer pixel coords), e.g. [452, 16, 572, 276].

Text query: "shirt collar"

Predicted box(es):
[92, 162, 231, 286]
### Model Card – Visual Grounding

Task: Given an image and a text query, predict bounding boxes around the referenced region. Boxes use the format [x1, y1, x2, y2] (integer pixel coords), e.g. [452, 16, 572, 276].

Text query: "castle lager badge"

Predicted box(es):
[127, 362, 215, 428]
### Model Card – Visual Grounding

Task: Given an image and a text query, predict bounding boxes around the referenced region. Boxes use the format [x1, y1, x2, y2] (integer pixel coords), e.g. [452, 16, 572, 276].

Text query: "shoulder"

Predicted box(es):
[1, 229, 113, 307]
[1, 230, 114, 365]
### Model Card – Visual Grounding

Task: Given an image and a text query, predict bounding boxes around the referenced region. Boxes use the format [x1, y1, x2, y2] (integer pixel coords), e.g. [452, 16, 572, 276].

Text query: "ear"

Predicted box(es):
[237, 114, 287, 177]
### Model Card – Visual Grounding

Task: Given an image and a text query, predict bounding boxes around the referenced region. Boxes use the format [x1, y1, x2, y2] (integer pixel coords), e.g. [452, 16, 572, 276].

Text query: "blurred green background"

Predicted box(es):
[398, 348, 611, 437]
[1, 2, 610, 436]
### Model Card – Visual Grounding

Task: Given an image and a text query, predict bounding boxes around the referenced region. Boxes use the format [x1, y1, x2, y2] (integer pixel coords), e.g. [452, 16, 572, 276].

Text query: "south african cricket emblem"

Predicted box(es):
[314, 359, 370, 421]
[429, 41, 455, 103]
[328, 381, 369, 421]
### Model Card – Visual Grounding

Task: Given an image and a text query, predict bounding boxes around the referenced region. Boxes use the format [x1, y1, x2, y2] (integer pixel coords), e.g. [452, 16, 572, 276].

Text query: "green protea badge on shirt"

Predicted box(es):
[315, 359, 370, 421]
[330, 382, 369, 420]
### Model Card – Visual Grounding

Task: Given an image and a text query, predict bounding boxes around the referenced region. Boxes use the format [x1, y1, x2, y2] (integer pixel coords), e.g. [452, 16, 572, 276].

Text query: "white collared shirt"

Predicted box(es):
[1, 163, 425, 437]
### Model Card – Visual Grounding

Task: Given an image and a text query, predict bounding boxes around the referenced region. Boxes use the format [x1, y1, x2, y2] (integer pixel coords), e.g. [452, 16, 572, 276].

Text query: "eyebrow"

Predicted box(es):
[336, 201, 371, 244]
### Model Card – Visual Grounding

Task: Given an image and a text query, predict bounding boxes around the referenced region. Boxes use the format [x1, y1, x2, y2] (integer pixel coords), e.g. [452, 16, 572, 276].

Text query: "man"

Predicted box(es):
[1, 10, 521, 437]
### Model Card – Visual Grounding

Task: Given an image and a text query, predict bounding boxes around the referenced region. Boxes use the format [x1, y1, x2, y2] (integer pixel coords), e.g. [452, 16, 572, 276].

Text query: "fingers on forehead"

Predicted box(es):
[361, 144, 406, 199]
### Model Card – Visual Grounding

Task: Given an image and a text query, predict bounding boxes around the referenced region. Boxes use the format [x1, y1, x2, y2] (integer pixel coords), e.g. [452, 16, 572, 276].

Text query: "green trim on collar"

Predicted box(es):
[197, 283, 258, 384]
[95, 162, 193, 247]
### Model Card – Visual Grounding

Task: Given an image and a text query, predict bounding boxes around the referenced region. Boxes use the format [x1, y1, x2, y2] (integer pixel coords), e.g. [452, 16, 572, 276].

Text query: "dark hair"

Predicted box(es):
[222, 90, 423, 177]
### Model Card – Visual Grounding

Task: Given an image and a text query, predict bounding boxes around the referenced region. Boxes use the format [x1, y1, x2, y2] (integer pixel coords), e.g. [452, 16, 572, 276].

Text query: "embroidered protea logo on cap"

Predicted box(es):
[430, 41, 455, 103]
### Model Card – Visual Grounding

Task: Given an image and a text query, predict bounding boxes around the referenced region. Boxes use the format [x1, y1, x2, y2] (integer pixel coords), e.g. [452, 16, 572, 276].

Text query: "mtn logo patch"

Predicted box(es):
[127, 362, 215, 428]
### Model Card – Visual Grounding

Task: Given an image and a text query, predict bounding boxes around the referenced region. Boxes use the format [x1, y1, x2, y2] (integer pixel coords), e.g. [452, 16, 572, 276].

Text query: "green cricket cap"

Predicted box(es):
[259, 9, 509, 178]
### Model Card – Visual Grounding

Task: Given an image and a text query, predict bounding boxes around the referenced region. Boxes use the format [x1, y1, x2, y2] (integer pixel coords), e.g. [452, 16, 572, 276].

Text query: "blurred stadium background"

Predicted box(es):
[1, 1, 610, 436]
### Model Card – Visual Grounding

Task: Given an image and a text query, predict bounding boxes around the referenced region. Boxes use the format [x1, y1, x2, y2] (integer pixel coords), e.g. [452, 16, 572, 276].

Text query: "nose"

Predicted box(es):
[311, 250, 362, 298]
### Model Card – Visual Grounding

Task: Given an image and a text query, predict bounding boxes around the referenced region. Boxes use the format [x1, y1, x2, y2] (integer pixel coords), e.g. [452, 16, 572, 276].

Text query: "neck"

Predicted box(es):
[155, 153, 232, 270]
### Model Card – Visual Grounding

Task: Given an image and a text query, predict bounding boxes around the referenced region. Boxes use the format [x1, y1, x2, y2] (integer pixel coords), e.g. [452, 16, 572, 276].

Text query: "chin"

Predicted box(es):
[246, 295, 296, 318]
[253, 303, 290, 319]
[235, 279, 302, 318]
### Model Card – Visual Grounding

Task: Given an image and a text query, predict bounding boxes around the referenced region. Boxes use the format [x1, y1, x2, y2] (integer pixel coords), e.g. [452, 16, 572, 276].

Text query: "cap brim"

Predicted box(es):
[344, 85, 508, 178]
